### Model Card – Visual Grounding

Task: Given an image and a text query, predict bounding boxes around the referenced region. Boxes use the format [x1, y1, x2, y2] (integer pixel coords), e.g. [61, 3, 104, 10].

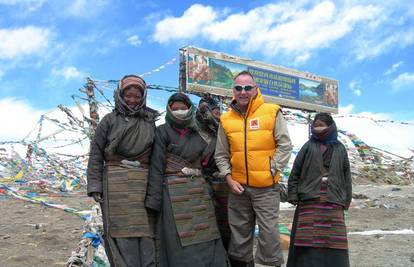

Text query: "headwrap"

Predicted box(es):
[114, 75, 158, 120]
[165, 93, 196, 129]
[199, 93, 219, 111]
[310, 112, 338, 144]
[119, 75, 146, 93]
[311, 113, 338, 171]
[196, 93, 220, 135]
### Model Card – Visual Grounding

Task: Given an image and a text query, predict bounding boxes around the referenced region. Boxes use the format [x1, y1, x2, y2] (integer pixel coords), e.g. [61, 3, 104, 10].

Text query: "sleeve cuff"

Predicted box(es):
[87, 185, 103, 197]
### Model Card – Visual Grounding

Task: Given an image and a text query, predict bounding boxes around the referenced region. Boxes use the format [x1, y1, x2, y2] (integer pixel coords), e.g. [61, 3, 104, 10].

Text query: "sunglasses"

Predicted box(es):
[233, 84, 256, 92]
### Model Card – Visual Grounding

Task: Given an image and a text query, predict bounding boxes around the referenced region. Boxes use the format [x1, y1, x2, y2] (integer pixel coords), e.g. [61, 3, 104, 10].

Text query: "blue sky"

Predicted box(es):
[1, 0, 414, 140]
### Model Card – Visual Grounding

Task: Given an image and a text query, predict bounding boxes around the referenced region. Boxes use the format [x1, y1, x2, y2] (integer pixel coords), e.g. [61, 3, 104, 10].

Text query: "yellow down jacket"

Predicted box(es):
[220, 89, 280, 187]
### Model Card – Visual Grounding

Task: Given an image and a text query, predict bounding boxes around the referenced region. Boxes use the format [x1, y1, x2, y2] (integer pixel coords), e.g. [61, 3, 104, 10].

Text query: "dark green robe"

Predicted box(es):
[146, 123, 229, 267]
[87, 109, 157, 267]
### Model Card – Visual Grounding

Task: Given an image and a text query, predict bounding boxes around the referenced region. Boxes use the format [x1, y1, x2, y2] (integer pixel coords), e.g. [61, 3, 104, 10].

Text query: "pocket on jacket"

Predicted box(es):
[327, 178, 345, 203]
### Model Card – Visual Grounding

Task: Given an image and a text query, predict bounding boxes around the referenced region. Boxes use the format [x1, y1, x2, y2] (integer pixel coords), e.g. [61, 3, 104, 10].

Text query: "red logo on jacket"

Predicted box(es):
[249, 118, 260, 130]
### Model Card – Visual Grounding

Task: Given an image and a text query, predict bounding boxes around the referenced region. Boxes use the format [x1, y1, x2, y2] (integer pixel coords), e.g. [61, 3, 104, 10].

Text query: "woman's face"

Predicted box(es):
[123, 87, 142, 108]
[314, 119, 328, 128]
[170, 101, 189, 111]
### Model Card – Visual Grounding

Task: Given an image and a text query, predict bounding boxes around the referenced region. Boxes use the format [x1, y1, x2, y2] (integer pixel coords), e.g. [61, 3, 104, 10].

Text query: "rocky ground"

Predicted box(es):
[0, 192, 93, 267]
[1, 184, 413, 267]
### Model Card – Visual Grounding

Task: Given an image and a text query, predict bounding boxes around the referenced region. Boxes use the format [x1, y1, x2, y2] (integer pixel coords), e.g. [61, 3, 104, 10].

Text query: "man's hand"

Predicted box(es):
[226, 174, 244, 195]
[91, 192, 103, 203]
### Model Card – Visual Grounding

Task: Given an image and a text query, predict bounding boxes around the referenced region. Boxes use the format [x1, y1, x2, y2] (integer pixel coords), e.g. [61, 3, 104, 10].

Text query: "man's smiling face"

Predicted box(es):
[232, 74, 258, 111]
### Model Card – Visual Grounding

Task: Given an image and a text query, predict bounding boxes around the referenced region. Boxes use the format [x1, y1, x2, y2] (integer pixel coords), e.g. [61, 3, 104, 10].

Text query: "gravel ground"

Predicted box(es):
[1, 185, 413, 267]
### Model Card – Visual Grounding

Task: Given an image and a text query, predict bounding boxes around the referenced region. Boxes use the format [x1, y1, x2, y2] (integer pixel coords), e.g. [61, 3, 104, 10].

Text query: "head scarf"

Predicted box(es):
[199, 93, 219, 111]
[119, 75, 146, 94]
[114, 75, 158, 120]
[165, 93, 196, 129]
[196, 93, 220, 135]
[311, 112, 338, 144]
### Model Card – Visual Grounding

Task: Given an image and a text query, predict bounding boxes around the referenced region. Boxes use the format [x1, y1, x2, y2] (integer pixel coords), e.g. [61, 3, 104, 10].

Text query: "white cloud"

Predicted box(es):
[153, 4, 217, 43]
[385, 61, 403, 75]
[153, 2, 382, 63]
[65, 0, 108, 17]
[237, 2, 381, 61]
[391, 72, 414, 92]
[127, 35, 142, 47]
[0, 98, 101, 155]
[349, 81, 362, 96]
[353, 89, 361, 96]
[51, 66, 85, 80]
[0, 98, 46, 141]
[202, 2, 294, 43]
[354, 28, 414, 61]
[0, 26, 50, 59]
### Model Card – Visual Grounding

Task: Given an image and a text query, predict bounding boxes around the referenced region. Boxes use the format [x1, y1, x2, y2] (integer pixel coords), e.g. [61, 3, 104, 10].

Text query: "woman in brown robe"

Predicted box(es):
[87, 75, 158, 267]
[145, 92, 229, 267]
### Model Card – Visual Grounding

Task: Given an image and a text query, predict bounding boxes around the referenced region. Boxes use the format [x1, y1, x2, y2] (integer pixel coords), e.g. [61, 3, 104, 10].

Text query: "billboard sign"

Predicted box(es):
[179, 46, 338, 113]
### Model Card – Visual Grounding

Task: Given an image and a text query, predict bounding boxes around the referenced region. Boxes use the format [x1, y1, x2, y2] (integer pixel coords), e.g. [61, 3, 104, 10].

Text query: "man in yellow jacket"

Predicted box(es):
[215, 70, 292, 267]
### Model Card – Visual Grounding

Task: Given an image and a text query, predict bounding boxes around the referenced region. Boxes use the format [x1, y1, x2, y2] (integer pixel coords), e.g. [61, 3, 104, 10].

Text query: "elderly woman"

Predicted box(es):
[287, 112, 352, 267]
[145, 92, 228, 267]
[87, 74, 159, 267]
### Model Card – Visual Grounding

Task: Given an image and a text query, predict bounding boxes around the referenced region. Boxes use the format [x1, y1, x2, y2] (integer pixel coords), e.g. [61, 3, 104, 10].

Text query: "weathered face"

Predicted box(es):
[313, 119, 328, 129]
[170, 101, 189, 111]
[122, 86, 142, 109]
[232, 74, 258, 110]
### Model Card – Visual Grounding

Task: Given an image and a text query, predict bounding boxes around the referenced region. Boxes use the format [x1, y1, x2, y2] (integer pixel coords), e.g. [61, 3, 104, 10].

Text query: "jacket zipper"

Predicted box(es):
[244, 116, 249, 186]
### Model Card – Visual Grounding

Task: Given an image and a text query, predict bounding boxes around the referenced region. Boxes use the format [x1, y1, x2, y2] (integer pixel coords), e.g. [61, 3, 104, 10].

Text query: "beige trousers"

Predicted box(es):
[228, 185, 284, 266]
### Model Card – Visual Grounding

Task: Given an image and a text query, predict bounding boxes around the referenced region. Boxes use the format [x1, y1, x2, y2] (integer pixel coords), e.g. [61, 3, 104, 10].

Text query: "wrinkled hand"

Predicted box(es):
[226, 174, 244, 195]
[181, 167, 202, 176]
[121, 160, 141, 168]
[91, 192, 103, 203]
